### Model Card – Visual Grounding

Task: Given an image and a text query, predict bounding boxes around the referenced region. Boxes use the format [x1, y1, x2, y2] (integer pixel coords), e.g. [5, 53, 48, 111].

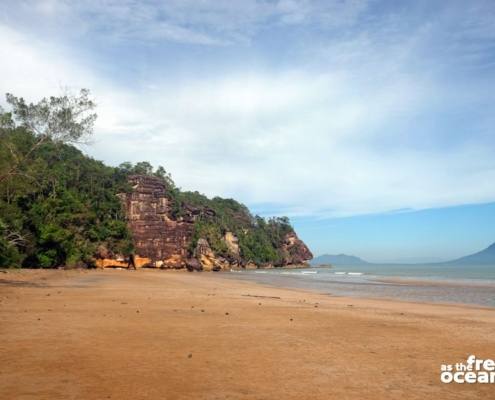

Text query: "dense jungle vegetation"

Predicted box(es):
[0, 90, 294, 267]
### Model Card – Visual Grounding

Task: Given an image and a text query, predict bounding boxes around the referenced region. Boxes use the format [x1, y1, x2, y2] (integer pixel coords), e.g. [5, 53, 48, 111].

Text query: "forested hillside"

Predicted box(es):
[0, 90, 310, 268]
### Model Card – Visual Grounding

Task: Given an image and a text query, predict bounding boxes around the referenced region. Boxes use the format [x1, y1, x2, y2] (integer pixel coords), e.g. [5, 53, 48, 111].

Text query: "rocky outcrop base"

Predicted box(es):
[95, 175, 313, 271]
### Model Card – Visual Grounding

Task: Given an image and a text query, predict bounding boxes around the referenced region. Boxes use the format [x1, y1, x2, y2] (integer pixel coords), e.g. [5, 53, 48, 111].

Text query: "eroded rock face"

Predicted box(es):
[194, 238, 216, 271]
[279, 232, 314, 266]
[94, 245, 129, 268]
[194, 238, 224, 271]
[95, 174, 313, 270]
[121, 175, 198, 268]
[224, 231, 240, 256]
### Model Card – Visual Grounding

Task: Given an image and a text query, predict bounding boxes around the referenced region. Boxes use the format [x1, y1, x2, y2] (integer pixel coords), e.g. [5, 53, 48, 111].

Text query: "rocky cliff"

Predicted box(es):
[96, 174, 312, 270]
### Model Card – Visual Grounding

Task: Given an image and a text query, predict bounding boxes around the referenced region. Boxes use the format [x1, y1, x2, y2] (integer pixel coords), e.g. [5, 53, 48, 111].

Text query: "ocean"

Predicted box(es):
[221, 264, 495, 307]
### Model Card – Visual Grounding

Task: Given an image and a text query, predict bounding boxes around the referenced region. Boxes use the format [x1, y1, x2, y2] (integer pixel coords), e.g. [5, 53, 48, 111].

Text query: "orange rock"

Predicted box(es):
[134, 256, 152, 268]
[95, 259, 128, 269]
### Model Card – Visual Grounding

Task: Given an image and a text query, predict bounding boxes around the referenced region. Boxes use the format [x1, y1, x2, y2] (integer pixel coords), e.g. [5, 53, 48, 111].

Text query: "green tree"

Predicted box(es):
[0, 91, 299, 269]
[0, 89, 96, 183]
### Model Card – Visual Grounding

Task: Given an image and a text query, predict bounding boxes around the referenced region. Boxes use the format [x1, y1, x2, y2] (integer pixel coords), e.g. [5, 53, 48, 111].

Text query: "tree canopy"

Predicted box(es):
[0, 90, 295, 268]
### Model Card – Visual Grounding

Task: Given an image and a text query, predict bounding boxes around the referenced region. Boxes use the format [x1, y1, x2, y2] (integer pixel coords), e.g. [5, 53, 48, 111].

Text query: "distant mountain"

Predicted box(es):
[310, 254, 369, 266]
[448, 242, 495, 265]
[310, 242, 495, 267]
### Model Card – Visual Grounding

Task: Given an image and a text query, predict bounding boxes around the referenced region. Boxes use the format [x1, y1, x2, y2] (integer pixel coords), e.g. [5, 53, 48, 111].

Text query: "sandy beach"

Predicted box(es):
[1, 269, 494, 400]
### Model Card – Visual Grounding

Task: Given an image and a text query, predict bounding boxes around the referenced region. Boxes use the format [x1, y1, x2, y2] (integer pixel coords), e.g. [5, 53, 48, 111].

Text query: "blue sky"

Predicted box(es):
[1, 0, 494, 262]
[291, 203, 495, 263]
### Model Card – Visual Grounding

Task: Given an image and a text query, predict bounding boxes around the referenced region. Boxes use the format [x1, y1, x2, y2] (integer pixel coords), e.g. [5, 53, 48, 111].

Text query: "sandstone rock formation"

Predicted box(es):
[279, 232, 313, 266]
[95, 174, 312, 270]
[224, 231, 240, 256]
[194, 238, 215, 271]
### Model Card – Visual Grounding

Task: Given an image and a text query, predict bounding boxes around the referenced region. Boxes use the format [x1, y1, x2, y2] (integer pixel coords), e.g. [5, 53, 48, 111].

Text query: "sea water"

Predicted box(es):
[221, 264, 495, 307]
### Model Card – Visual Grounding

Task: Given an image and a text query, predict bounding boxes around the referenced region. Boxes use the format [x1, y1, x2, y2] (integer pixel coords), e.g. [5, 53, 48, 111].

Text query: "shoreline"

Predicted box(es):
[3, 266, 495, 308]
[1, 269, 495, 399]
[218, 271, 495, 311]
[2, 267, 495, 308]
[217, 268, 495, 308]
[4, 267, 495, 309]
[374, 276, 495, 289]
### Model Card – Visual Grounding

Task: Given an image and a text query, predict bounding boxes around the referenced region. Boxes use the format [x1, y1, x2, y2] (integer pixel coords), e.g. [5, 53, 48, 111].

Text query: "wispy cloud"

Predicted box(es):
[1, 0, 371, 46]
[1, 0, 495, 219]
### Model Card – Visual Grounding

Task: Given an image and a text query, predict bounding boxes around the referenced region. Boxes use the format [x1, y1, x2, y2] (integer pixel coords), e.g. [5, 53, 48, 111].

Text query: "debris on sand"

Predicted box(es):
[242, 294, 281, 299]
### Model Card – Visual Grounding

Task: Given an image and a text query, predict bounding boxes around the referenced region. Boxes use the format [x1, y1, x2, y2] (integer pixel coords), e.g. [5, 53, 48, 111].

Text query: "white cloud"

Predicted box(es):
[1, 1, 495, 220]
[1, 0, 370, 46]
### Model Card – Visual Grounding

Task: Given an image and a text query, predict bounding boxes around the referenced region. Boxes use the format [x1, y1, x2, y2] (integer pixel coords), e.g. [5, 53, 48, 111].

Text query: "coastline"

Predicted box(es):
[375, 276, 495, 289]
[219, 271, 495, 311]
[218, 268, 495, 308]
[1, 269, 494, 399]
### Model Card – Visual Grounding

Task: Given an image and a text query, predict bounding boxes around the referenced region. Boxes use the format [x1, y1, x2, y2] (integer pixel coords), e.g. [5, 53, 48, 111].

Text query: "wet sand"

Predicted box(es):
[220, 269, 495, 307]
[1, 269, 494, 399]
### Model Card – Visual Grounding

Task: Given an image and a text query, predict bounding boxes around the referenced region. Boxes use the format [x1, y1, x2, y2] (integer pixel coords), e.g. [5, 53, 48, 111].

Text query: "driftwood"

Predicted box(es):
[242, 294, 281, 299]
